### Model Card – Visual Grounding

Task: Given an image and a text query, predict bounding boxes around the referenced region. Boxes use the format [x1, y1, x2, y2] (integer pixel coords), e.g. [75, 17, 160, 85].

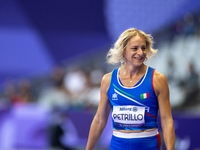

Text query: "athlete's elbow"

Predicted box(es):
[94, 116, 107, 129]
[161, 117, 174, 129]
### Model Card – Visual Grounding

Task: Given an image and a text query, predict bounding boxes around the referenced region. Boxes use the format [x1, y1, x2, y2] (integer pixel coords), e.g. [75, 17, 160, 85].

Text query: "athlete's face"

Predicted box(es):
[123, 35, 147, 67]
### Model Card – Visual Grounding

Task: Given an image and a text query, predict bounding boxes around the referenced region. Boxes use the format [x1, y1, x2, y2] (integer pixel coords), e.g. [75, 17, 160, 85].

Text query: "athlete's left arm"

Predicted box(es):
[153, 70, 175, 150]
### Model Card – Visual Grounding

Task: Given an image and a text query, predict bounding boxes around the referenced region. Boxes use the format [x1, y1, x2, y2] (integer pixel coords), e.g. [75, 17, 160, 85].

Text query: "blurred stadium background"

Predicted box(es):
[0, 0, 200, 150]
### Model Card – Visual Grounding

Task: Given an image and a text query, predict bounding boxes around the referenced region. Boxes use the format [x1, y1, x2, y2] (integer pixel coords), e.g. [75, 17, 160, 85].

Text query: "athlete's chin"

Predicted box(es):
[133, 60, 145, 66]
[135, 63, 144, 67]
[129, 62, 144, 68]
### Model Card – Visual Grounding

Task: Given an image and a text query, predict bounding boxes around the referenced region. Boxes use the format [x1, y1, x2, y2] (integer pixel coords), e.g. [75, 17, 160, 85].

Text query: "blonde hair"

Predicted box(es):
[106, 28, 157, 65]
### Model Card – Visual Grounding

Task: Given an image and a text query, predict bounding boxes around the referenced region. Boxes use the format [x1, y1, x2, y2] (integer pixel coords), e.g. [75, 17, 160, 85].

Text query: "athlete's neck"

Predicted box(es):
[121, 64, 146, 78]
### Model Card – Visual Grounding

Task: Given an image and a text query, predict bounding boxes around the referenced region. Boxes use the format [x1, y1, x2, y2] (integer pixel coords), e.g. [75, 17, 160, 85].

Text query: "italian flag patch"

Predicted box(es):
[140, 93, 149, 100]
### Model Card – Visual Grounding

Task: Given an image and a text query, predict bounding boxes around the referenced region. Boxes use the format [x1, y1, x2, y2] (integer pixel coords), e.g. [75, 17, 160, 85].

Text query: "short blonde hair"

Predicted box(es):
[106, 28, 157, 65]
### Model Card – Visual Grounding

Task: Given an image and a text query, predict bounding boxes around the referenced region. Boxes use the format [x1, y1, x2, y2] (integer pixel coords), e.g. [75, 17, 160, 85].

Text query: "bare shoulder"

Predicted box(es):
[153, 70, 167, 82]
[153, 70, 169, 96]
[102, 72, 112, 85]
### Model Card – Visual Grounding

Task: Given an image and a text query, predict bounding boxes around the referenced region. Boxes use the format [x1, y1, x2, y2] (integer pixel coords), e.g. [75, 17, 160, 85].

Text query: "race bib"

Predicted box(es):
[112, 105, 145, 127]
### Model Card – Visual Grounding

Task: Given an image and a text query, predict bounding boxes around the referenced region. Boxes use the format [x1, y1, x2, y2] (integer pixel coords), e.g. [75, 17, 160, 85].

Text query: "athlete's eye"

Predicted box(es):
[132, 47, 138, 51]
[141, 46, 146, 51]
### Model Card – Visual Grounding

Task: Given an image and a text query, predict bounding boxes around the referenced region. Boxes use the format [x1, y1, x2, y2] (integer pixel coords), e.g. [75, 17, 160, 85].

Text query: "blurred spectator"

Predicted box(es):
[79, 68, 104, 110]
[18, 79, 35, 103]
[181, 61, 199, 108]
[4, 80, 22, 105]
[183, 12, 196, 36]
[172, 20, 184, 37]
[166, 58, 177, 84]
[38, 66, 74, 149]
[38, 66, 71, 111]
[87, 69, 103, 107]
[64, 66, 87, 107]
[195, 14, 200, 37]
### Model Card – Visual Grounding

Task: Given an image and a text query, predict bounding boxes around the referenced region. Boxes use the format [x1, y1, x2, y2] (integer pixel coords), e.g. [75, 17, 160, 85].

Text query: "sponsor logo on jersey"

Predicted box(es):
[120, 107, 138, 112]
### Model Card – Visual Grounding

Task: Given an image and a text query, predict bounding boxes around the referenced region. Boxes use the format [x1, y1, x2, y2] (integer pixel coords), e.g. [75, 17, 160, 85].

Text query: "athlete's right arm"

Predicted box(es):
[86, 73, 112, 150]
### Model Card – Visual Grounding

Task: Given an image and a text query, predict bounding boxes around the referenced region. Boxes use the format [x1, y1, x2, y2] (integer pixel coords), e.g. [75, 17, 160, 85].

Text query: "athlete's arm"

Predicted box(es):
[153, 70, 175, 150]
[86, 73, 111, 150]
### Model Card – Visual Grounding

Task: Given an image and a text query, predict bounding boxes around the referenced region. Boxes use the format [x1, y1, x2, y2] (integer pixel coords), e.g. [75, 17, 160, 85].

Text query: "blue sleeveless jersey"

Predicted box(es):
[108, 67, 158, 131]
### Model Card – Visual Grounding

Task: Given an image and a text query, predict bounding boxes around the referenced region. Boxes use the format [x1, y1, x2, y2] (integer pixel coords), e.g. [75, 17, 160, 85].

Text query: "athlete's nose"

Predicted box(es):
[137, 47, 143, 55]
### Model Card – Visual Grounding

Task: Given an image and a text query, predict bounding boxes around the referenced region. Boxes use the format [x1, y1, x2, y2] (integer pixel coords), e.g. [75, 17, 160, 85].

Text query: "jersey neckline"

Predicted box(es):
[117, 66, 149, 89]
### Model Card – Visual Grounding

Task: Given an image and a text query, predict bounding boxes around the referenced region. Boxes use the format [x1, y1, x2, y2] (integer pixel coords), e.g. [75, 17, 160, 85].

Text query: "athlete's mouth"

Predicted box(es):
[134, 57, 144, 60]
